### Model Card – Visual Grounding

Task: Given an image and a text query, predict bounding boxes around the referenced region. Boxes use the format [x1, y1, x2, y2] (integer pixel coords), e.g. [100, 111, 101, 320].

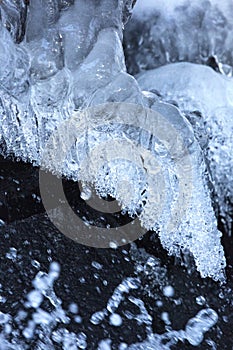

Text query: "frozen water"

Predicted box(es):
[124, 0, 233, 75]
[0, 0, 139, 162]
[0, 0, 227, 282]
[137, 62, 233, 232]
[0, 0, 28, 44]
[40, 99, 226, 280]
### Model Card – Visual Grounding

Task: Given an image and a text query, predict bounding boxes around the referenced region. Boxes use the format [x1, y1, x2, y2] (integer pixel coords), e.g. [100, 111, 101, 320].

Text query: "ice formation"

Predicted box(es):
[137, 62, 233, 231]
[0, 0, 140, 161]
[124, 0, 233, 75]
[0, 1, 227, 280]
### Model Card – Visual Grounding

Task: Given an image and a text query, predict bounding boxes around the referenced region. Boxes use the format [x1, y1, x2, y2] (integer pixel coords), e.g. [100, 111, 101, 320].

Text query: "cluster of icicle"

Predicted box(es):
[0, 0, 229, 281]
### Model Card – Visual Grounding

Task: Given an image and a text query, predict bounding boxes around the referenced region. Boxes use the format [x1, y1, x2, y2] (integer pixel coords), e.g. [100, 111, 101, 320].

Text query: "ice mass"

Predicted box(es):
[0, 0, 233, 349]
